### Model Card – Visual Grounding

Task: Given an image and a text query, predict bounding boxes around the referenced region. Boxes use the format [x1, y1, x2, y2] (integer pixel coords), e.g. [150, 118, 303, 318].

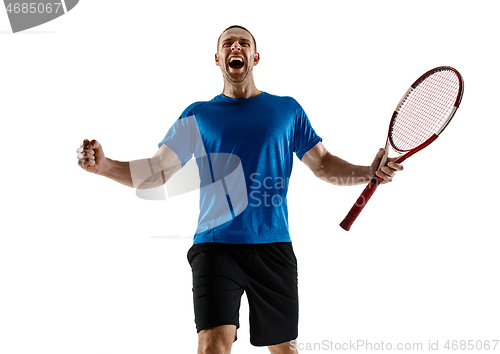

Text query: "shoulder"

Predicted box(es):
[261, 92, 302, 109]
[180, 101, 210, 118]
[180, 94, 233, 118]
[263, 92, 298, 103]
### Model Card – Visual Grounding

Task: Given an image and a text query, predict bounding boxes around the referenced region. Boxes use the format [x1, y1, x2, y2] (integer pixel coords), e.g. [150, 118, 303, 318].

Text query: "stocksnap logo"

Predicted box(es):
[3, 0, 79, 33]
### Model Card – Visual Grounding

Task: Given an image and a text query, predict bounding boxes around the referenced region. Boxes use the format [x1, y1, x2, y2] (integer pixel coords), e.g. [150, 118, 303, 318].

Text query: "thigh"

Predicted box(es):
[244, 243, 299, 347]
[188, 243, 246, 333]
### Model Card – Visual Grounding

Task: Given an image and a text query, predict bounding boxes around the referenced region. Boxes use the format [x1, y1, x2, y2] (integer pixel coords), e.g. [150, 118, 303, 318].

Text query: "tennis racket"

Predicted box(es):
[339, 66, 464, 231]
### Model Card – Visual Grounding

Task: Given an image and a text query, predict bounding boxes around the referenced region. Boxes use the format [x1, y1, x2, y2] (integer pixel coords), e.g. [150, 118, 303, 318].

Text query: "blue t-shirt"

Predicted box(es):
[158, 91, 322, 244]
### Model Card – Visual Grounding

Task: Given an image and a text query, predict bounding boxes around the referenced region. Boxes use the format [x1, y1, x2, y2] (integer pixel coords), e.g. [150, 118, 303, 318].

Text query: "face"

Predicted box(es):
[215, 28, 260, 85]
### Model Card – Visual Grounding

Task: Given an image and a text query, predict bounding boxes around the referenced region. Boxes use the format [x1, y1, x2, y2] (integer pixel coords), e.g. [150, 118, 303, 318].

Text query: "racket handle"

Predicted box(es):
[339, 177, 381, 231]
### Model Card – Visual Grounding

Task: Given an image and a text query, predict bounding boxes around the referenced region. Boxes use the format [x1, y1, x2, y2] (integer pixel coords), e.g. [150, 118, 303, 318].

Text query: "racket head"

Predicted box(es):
[388, 66, 464, 154]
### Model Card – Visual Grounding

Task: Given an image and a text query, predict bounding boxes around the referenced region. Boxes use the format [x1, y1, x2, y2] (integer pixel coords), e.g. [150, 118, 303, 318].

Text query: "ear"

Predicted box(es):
[253, 52, 260, 66]
[215, 53, 220, 66]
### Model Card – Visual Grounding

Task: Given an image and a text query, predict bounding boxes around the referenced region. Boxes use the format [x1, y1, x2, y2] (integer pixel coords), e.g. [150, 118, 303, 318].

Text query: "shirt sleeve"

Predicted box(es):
[293, 99, 322, 160]
[158, 103, 206, 167]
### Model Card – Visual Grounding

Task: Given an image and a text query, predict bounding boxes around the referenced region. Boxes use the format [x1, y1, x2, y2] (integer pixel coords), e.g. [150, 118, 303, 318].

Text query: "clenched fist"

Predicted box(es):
[76, 139, 108, 175]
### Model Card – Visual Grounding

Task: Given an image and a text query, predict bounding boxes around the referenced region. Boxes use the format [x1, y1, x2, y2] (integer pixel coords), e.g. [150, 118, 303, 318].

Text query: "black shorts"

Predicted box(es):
[187, 242, 299, 347]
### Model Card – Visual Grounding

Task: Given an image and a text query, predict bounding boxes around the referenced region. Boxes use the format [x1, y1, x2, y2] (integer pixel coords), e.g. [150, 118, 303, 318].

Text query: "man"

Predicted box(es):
[77, 25, 403, 354]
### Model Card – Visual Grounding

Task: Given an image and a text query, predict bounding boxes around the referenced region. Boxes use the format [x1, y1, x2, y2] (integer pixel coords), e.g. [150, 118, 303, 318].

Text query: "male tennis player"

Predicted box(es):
[77, 25, 403, 354]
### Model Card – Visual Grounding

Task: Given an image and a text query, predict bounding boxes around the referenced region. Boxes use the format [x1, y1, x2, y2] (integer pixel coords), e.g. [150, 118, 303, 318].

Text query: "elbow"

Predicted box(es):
[312, 163, 325, 179]
[313, 164, 336, 185]
[135, 171, 167, 189]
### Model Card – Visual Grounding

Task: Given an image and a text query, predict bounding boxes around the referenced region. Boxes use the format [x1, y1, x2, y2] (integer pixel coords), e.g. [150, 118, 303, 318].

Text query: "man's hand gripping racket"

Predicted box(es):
[340, 66, 464, 231]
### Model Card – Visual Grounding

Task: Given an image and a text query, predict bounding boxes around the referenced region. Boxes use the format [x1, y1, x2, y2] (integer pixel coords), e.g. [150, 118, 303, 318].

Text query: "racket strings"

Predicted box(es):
[391, 70, 460, 151]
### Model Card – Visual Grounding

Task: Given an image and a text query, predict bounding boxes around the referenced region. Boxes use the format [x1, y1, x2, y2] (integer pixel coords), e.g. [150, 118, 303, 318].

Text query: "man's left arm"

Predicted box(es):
[301, 142, 403, 186]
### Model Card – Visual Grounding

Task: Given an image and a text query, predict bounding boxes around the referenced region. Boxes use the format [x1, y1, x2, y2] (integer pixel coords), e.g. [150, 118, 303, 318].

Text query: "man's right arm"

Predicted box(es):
[77, 139, 182, 189]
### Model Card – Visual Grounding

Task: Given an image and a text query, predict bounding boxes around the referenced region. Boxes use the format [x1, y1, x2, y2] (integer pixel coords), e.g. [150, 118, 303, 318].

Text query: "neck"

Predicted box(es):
[221, 76, 261, 99]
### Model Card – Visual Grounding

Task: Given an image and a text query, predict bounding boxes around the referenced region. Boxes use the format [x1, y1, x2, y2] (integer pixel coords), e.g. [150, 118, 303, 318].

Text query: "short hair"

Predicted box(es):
[217, 25, 257, 52]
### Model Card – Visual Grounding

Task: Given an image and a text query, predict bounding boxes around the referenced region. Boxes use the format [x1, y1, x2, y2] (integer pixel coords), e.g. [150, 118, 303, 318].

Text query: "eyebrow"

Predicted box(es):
[221, 37, 251, 44]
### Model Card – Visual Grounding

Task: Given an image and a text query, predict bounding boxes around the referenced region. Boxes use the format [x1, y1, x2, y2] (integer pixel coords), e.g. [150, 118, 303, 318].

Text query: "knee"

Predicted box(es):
[268, 340, 297, 354]
[198, 325, 236, 354]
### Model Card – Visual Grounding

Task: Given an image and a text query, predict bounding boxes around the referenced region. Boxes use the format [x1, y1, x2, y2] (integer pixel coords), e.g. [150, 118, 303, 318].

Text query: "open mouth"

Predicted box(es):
[228, 56, 244, 69]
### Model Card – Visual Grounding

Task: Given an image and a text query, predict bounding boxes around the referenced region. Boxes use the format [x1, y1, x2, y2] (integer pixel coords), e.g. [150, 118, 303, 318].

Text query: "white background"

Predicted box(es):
[1, 1, 499, 353]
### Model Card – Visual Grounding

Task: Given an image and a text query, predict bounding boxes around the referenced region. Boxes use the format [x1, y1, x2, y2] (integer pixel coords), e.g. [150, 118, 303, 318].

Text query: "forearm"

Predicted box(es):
[302, 142, 400, 187]
[78, 141, 181, 188]
[99, 158, 134, 188]
[100, 157, 175, 189]
[315, 153, 372, 186]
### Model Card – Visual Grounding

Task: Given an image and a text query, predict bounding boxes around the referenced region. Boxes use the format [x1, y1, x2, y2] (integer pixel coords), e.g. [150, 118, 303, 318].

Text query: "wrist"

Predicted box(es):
[96, 157, 113, 176]
[345, 166, 372, 186]
[360, 165, 373, 183]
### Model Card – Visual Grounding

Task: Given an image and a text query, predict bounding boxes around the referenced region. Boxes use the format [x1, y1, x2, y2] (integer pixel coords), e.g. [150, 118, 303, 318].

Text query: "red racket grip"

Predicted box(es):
[339, 177, 381, 231]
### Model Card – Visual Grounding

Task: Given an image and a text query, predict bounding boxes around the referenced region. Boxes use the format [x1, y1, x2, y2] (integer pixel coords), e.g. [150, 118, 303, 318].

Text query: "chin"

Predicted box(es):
[227, 69, 251, 81]
[224, 73, 246, 84]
